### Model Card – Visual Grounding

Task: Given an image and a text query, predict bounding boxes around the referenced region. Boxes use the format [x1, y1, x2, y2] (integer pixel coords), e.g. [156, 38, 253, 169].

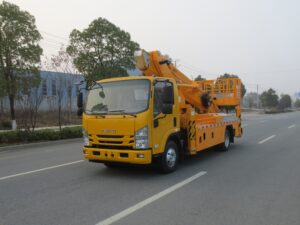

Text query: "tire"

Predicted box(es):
[218, 128, 231, 151]
[159, 140, 179, 173]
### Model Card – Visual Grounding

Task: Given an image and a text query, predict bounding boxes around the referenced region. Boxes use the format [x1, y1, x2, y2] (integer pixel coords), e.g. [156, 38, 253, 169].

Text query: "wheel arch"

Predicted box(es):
[166, 132, 184, 160]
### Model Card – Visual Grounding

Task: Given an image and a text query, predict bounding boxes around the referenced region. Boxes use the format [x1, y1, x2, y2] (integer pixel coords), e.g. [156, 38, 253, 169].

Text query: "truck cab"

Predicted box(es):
[81, 76, 181, 172]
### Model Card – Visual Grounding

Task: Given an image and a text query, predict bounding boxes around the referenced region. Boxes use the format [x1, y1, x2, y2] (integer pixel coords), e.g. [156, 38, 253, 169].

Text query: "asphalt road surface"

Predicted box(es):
[1, 112, 300, 225]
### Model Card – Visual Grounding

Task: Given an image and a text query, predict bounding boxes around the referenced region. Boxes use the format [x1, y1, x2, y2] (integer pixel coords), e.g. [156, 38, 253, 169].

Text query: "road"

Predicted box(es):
[0, 112, 300, 225]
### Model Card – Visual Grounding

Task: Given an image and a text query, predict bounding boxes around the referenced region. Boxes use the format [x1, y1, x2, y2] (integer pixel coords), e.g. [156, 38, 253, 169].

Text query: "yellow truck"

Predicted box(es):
[77, 50, 243, 173]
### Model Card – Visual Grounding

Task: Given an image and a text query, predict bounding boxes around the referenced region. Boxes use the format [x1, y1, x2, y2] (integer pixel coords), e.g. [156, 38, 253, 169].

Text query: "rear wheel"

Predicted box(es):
[159, 140, 179, 173]
[218, 128, 231, 151]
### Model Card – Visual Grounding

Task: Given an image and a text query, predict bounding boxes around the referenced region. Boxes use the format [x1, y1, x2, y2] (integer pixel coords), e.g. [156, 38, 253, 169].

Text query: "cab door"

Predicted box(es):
[151, 80, 179, 155]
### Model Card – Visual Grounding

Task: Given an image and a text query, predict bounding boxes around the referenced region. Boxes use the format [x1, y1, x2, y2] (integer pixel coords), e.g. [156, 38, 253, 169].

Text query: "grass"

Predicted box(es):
[0, 126, 82, 146]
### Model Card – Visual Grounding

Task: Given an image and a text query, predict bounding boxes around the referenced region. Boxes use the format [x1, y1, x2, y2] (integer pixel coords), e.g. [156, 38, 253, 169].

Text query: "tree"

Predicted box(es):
[278, 94, 292, 110]
[42, 45, 82, 125]
[56, 76, 67, 131]
[0, 1, 42, 129]
[260, 88, 279, 108]
[194, 75, 206, 81]
[218, 73, 246, 97]
[0, 75, 6, 119]
[294, 99, 300, 108]
[67, 17, 139, 86]
[18, 87, 44, 131]
[42, 44, 79, 74]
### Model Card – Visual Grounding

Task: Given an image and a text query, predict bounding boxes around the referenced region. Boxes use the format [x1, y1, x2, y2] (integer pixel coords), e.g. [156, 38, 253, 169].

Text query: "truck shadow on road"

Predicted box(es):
[88, 143, 247, 180]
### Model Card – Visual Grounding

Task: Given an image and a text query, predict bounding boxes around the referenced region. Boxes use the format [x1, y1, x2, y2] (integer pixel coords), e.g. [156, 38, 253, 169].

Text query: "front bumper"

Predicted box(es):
[83, 147, 152, 164]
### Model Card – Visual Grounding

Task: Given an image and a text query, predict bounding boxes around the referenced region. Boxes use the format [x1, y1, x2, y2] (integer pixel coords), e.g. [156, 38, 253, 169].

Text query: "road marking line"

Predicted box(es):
[288, 124, 296, 129]
[258, 135, 276, 144]
[95, 171, 207, 225]
[0, 160, 84, 181]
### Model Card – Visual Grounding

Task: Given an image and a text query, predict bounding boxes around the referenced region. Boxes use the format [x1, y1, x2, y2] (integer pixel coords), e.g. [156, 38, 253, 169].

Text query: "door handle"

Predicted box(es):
[173, 117, 177, 127]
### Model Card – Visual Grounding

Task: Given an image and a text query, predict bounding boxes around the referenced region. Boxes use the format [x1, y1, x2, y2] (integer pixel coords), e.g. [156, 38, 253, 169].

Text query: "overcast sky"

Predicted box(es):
[6, 0, 300, 96]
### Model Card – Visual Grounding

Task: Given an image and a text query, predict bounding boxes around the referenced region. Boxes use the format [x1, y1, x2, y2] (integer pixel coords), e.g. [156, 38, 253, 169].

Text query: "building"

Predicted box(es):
[38, 71, 84, 111]
[0, 71, 84, 112]
[1, 69, 141, 113]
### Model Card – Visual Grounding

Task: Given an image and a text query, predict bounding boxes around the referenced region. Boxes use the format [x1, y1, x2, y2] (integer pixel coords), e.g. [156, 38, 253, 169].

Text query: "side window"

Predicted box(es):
[42, 79, 47, 96]
[52, 79, 56, 96]
[153, 81, 173, 117]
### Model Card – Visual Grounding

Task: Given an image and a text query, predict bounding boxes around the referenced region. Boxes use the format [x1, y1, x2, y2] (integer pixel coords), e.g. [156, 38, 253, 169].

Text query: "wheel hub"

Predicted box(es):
[166, 148, 177, 168]
[225, 132, 230, 148]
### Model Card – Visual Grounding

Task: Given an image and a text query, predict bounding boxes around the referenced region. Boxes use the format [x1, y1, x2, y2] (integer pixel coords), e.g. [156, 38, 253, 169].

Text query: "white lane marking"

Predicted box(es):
[258, 135, 276, 144]
[0, 160, 84, 181]
[242, 124, 248, 128]
[95, 171, 207, 225]
[288, 124, 296, 129]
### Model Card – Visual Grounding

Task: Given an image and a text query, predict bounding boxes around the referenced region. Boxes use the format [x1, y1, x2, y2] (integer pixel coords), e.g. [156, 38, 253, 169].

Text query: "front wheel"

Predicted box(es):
[159, 140, 179, 173]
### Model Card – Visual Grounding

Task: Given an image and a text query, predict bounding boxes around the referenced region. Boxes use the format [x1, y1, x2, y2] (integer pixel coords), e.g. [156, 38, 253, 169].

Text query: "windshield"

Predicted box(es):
[85, 79, 150, 115]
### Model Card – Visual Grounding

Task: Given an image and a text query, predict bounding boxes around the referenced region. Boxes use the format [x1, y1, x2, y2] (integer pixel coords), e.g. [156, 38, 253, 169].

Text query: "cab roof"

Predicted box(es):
[97, 76, 155, 83]
[96, 75, 177, 84]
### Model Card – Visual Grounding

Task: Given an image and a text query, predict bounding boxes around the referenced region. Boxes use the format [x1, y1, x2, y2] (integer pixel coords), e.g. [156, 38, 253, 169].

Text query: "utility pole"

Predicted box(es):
[257, 84, 259, 109]
[174, 59, 180, 68]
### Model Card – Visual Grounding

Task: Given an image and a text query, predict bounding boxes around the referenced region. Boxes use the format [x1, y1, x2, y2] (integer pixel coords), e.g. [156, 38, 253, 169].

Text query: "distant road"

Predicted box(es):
[0, 112, 300, 225]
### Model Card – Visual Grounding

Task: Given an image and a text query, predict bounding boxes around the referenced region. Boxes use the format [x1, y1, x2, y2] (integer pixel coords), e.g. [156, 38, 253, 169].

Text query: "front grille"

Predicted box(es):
[91, 144, 134, 150]
[99, 140, 123, 144]
[88, 134, 135, 150]
[97, 135, 124, 139]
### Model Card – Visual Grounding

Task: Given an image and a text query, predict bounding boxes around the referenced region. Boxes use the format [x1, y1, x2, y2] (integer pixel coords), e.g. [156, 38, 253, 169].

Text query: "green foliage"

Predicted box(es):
[0, 126, 82, 145]
[218, 73, 246, 97]
[260, 88, 279, 108]
[278, 94, 292, 110]
[194, 75, 206, 81]
[67, 17, 140, 85]
[0, 120, 11, 129]
[294, 99, 300, 108]
[0, 1, 42, 120]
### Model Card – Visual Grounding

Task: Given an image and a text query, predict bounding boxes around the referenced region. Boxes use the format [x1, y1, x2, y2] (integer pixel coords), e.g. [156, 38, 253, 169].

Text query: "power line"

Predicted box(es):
[40, 30, 69, 42]
[179, 64, 202, 75]
[42, 37, 67, 45]
[179, 60, 216, 76]
[42, 40, 64, 47]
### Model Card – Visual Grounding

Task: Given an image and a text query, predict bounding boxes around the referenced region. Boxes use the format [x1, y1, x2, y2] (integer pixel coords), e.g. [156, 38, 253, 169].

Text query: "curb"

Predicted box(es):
[0, 138, 82, 153]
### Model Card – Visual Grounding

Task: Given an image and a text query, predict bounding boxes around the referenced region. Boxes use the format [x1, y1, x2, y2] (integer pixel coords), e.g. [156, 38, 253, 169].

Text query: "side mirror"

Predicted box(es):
[77, 93, 83, 116]
[77, 108, 83, 116]
[77, 92, 83, 108]
[163, 85, 174, 104]
[161, 103, 173, 114]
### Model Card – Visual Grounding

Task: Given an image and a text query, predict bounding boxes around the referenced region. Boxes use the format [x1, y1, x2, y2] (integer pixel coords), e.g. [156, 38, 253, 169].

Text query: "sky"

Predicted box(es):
[5, 0, 300, 96]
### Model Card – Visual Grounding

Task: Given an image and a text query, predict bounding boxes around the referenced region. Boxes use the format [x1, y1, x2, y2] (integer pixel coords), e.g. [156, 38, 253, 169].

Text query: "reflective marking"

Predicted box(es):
[258, 135, 276, 144]
[288, 125, 296, 129]
[0, 160, 84, 181]
[95, 171, 207, 225]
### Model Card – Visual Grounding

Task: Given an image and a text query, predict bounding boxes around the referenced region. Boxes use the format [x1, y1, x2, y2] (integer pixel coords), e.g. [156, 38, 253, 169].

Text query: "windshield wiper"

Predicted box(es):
[85, 110, 107, 117]
[108, 110, 125, 113]
[108, 110, 137, 118]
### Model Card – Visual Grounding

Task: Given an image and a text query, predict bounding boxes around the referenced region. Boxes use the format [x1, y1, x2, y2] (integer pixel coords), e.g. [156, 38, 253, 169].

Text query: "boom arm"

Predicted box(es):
[134, 50, 242, 115]
[135, 50, 210, 112]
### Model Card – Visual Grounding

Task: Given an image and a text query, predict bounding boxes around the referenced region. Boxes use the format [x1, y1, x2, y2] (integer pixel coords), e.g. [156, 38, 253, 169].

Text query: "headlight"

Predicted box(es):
[82, 128, 89, 146]
[135, 126, 149, 149]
